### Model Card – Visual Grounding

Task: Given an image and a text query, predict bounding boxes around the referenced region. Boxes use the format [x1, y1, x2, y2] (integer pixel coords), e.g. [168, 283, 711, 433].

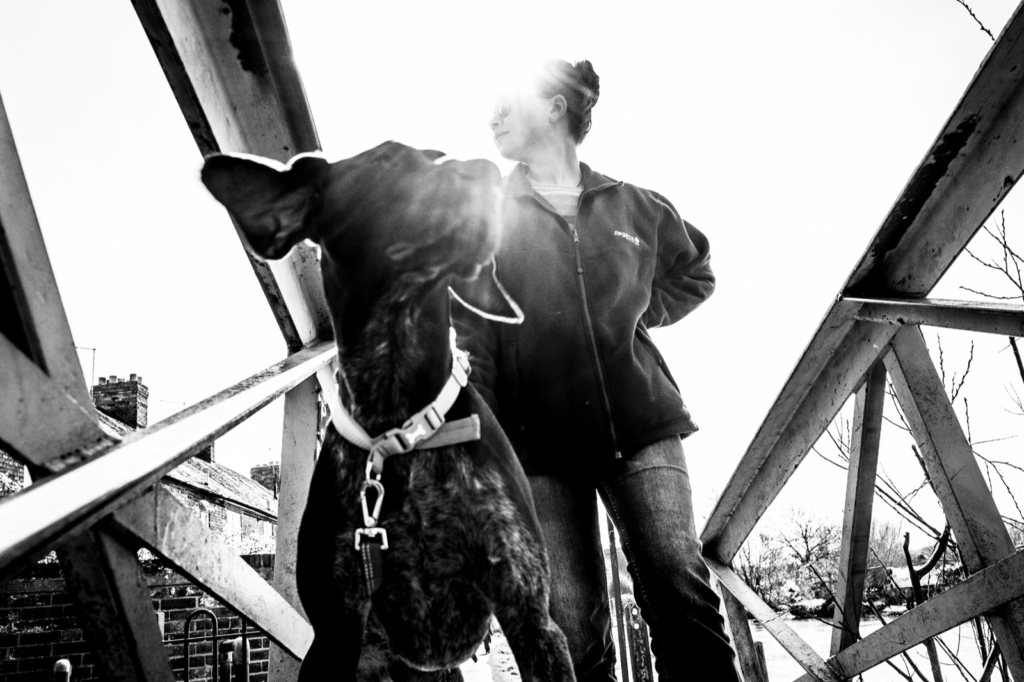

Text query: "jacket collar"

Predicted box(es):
[503, 161, 622, 198]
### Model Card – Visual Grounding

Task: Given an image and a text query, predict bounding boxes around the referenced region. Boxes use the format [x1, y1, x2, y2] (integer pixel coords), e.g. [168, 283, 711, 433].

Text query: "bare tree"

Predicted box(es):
[736, 532, 791, 610]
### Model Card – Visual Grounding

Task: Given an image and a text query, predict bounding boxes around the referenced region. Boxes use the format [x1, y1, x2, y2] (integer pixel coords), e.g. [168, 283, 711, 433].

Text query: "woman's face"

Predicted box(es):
[489, 91, 553, 162]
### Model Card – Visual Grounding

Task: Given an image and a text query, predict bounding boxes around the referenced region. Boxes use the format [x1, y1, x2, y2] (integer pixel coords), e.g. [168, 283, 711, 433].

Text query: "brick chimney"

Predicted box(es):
[93, 374, 148, 429]
[196, 443, 216, 464]
[250, 463, 280, 498]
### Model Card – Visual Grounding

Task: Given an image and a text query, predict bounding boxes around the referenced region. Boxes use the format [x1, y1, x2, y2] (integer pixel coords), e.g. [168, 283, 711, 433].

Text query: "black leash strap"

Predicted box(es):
[355, 480, 388, 596]
[358, 533, 385, 597]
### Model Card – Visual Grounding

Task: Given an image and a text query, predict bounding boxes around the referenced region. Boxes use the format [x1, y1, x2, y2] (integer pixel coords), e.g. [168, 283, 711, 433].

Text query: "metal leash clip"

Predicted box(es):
[360, 479, 385, 527]
[354, 526, 388, 550]
[354, 479, 389, 550]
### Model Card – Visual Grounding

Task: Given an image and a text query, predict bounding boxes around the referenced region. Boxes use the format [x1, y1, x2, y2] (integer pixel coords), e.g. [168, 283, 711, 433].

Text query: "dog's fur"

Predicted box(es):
[201, 142, 575, 682]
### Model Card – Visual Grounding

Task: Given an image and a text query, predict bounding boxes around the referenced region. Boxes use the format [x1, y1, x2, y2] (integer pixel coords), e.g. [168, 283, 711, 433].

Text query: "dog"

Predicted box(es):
[201, 142, 575, 682]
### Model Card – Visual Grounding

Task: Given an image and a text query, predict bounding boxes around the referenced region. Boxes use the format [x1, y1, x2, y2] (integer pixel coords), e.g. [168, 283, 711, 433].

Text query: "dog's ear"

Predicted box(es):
[201, 153, 330, 260]
[449, 258, 524, 324]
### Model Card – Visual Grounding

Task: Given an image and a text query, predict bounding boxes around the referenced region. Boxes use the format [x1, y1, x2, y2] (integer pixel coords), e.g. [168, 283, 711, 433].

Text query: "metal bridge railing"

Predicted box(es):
[4, 0, 1024, 680]
[701, 2, 1024, 680]
[0, 1, 332, 678]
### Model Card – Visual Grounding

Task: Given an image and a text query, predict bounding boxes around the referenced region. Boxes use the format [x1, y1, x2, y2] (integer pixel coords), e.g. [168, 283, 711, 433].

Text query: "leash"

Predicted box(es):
[327, 329, 482, 597]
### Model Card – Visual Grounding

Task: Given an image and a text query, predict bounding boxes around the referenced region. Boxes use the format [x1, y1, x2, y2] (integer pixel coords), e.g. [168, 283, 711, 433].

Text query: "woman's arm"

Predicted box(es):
[642, 193, 716, 329]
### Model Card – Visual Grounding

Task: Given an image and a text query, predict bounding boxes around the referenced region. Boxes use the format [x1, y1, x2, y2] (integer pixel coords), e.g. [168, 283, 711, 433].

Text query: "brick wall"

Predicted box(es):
[162, 484, 275, 555]
[0, 556, 277, 682]
[0, 576, 92, 680]
[154, 559, 274, 682]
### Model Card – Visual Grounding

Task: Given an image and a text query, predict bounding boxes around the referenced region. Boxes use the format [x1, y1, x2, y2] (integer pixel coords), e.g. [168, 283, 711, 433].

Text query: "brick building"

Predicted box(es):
[1, 556, 278, 681]
[92, 374, 278, 552]
[2, 375, 280, 553]
[1, 375, 286, 680]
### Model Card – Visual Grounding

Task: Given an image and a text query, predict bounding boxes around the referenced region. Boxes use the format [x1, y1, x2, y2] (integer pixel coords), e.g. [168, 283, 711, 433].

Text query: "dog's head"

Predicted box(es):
[200, 141, 521, 325]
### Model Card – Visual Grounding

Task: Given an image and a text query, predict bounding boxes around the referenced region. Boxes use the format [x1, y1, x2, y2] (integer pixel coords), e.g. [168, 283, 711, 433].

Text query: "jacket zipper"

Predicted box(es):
[570, 223, 621, 456]
[517, 177, 624, 456]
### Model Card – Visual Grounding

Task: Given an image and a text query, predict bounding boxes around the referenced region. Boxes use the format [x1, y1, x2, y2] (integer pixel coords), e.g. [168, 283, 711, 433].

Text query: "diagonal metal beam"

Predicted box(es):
[269, 376, 319, 679]
[708, 558, 843, 682]
[0, 341, 334, 583]
[843, 1, 1024, 298]
[131, 0, 331, 352]
[59, 529, 175, 682]
[700, 300, 857, 556]
[886, 325, 1024, 678]
[113, 486, 313, 659]
[831, 361, 885, 655]
[718, 580, 766, 682]
[703, 0, 1024, 564]
[0, 333, 112, 467]
[3, 87, 178, 680]
[0, 91, 107, 466]
[794, 548, 1024, 681]
[127, 11, 334, 681]
[702, 313, 896, 561]
[2, 24, 330, 675]
[0, 90, 96, 413]
[851, 297, 1024, 337]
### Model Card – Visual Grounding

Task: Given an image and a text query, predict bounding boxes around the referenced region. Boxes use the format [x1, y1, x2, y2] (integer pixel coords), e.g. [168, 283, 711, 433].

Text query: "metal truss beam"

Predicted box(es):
[708, 558, 842, 682]
[268, 376, 319, 678]
[851, 297, 1024, 337]
[58, 530, 175, 682]
[886, 325, 1024, 677]
[0, 341, 334, 582]
[113, 486, 314, 660]
[131, 0, 331, 352]
[0, 91, 107, 466]
[702, 0, 1024, 563]
[702, 314, 896, 561]
[794, 548, 1024, 681]
[831, 361, 885, 655]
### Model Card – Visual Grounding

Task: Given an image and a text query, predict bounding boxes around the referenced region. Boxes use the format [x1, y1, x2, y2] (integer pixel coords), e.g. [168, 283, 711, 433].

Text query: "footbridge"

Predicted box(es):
[0, 2, 1023, 681]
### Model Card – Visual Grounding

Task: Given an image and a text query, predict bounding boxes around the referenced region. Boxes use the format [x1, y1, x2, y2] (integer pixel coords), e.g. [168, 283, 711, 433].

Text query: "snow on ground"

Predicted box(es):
[459, 627, 520, 682]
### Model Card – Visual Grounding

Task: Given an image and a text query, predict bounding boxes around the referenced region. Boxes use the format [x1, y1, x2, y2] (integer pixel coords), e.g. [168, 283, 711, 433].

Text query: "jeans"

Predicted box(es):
[528, 437, 741, 682]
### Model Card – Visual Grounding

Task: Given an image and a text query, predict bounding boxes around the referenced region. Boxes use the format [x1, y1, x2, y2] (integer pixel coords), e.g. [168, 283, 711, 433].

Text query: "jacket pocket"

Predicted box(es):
[635, 325, 680, 391]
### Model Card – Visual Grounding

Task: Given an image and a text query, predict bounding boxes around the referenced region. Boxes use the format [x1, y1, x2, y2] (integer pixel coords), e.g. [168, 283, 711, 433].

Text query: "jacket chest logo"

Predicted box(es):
[613, 230, 641, 247]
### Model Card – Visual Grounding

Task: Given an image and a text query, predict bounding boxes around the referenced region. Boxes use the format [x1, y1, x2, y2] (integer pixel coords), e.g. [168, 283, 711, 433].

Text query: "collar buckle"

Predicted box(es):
[337, 334, 476, 480]
[452, 351, 470, 388]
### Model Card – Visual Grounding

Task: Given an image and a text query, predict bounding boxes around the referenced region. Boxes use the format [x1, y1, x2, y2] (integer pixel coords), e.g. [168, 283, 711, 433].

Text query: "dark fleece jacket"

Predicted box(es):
[453, 162, 714, 475]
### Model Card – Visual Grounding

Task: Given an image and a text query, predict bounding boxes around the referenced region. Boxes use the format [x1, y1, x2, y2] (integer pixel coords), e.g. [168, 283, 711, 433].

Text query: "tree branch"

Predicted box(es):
[951, 0, 996, 41]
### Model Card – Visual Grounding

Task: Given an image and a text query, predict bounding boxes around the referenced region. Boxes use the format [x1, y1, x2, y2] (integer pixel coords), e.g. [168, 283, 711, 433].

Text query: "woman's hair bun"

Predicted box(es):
[537, 58, 600, 144]
[573, 60, 600, 110]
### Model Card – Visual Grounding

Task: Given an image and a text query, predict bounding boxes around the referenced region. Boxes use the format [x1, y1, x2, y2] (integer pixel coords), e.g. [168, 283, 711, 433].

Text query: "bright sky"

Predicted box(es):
[2, 1, 1022, 544]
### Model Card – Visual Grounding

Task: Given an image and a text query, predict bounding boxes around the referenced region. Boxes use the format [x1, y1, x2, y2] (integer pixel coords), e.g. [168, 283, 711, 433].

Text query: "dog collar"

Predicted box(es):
[328, 332, 481, 477]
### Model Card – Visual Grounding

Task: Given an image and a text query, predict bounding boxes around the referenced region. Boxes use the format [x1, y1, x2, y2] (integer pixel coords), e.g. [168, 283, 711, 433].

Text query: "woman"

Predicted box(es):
[454, 59, 740, 681]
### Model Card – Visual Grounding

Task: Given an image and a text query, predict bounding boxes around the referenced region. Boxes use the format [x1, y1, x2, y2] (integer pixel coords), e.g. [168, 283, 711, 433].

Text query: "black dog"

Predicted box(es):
[202, 142, 575, 682]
